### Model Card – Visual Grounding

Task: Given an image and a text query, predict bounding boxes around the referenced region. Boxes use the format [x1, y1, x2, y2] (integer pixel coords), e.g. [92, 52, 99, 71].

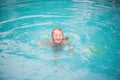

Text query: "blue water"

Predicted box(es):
[0, 0, 120, 80]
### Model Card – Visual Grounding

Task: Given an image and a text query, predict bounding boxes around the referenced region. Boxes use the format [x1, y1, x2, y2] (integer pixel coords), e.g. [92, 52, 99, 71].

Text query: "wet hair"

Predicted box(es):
[51, 28, 64, 42]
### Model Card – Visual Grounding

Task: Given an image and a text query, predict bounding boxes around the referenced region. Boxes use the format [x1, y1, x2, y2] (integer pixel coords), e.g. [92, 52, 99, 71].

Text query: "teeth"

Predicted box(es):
[56, 39, 60, 41]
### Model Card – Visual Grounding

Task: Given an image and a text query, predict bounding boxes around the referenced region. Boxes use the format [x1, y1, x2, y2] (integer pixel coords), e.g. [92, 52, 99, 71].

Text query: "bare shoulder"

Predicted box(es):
[62, 39, 69, 44]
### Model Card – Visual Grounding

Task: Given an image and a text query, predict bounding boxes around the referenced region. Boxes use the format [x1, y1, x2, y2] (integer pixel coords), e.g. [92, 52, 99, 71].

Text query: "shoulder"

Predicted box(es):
[62, 39, 69, 44]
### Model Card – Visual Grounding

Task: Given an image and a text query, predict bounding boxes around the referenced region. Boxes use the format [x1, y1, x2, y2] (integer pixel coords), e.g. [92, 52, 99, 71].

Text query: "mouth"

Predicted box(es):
[55, 39, 61, 42]
[56, 39, 60, 41]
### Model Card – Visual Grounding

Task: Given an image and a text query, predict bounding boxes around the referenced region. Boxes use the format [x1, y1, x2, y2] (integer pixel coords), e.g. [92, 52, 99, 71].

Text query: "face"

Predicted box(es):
[52, 29, 63, 43]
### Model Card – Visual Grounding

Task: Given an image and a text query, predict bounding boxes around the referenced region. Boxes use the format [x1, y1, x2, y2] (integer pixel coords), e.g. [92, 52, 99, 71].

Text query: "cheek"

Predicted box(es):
[53, 36, 56, 39]
[60, 35, 63, 38]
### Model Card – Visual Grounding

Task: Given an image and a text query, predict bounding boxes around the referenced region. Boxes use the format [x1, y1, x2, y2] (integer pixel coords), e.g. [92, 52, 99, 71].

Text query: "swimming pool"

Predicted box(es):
[0, 0, 120, 80]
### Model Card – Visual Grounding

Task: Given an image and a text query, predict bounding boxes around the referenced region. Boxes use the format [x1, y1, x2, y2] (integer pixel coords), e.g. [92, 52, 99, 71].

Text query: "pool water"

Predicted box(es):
[0, 0, 120, 80]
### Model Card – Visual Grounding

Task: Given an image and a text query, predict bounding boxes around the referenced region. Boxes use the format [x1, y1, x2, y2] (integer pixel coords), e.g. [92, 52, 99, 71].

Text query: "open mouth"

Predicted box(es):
[56, 39, 61, 41]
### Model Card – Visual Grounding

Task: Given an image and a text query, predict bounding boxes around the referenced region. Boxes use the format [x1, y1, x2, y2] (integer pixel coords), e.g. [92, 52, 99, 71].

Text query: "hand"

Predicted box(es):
[38, 43, 43, 48]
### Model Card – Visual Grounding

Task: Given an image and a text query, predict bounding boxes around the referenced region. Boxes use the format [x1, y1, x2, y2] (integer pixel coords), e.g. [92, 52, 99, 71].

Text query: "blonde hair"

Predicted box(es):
[51, 28, 64, 41]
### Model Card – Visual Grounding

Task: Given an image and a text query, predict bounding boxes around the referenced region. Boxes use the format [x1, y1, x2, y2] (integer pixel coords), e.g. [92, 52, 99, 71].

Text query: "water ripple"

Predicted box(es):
[0, 15, 72, 25]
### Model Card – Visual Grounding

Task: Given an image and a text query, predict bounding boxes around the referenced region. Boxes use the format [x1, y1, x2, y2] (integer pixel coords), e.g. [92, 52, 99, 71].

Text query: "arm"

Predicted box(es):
[68, 43, 76, 55]
[38, 40, 49, 48]
[62, 38, 76, 55]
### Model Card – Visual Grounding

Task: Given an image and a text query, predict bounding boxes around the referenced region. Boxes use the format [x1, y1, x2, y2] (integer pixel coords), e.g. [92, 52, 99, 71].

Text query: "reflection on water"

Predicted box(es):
[0, 0, 120, 80]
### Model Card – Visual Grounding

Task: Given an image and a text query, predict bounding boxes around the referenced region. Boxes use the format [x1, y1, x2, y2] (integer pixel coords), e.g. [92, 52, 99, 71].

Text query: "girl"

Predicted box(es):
[38, 28, 75, 54]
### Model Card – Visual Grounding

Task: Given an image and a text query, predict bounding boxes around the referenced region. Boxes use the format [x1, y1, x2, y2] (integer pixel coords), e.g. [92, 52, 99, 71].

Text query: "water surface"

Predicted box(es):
[0, 0, 120, 80]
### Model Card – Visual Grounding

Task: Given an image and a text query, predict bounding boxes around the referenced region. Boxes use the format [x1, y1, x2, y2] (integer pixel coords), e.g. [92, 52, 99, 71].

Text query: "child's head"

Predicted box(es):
[52, 28, 64, 43]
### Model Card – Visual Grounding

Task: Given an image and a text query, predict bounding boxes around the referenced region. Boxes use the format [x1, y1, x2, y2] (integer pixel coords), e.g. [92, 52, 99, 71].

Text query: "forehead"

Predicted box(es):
[53, 29, 62, 34]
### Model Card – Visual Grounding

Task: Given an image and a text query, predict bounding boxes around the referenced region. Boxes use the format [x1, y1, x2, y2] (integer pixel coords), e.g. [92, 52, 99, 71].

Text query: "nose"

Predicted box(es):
[56, 35, 60, 38]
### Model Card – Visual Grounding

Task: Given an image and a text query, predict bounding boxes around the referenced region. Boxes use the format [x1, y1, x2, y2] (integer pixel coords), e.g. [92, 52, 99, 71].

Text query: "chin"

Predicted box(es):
[55, 41, 61, 43]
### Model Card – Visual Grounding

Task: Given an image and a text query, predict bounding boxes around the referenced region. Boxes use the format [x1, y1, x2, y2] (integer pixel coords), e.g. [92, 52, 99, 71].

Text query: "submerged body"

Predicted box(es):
[52, 43, 64, 51]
